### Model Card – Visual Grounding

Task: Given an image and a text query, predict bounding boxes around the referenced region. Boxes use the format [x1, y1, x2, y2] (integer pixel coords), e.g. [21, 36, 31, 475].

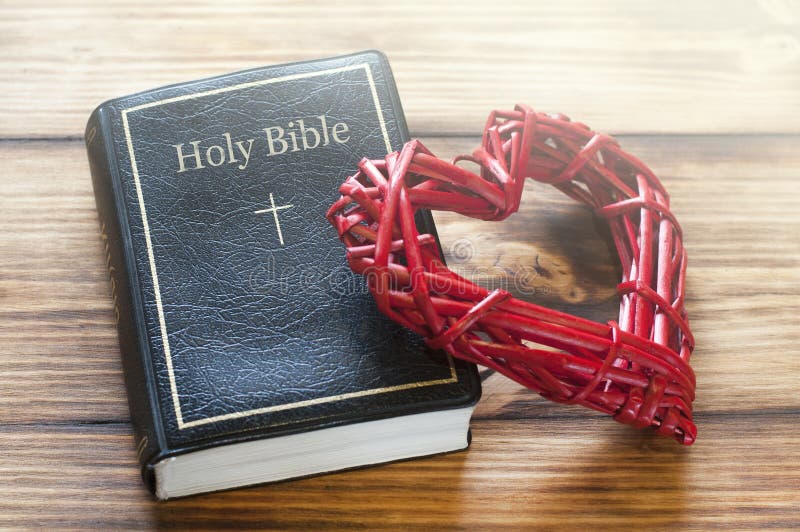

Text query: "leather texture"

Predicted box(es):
[85, 52, 480, 487]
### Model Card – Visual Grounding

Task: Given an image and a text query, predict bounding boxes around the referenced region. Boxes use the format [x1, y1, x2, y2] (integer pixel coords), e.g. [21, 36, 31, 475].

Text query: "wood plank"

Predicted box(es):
[1, 136, 798, 425]
[1, 415, 797, 529]
[0, 141, 130, 423]
[3, 1, 799, 527]
[432, 135, 800, 420]
[2, 0, 800, 137]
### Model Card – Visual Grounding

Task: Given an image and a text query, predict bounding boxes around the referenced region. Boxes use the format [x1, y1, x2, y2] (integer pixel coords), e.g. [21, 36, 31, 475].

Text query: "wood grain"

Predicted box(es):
[2, 1, 800, 529]
[2, 137, 798, 424]
[2, 414, 798, 529]
[1, 135, 798, 528]
[2, 1, 800, 138]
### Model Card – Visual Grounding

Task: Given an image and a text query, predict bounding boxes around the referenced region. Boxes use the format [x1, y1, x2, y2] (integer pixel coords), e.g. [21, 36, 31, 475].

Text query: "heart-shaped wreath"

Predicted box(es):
[327, 105, 696, 444]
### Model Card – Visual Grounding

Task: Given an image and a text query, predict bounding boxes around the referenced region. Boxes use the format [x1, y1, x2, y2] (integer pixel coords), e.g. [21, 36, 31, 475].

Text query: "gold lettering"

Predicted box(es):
[223, 132, 238, 165]
[99, 222, 121, 325]
[264, 126, 288, 156]
[172, 116, 352, 170]
[234, 139, 254, 170]
[173, 141, 204, 173]
[332, 121, 350, 144]
[205, 145, 226, 167]
[297, 119, 320, 150]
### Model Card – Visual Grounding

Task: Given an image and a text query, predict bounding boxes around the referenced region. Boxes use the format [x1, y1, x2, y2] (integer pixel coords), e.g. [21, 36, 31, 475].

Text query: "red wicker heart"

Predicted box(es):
[327, 104, 696, 444]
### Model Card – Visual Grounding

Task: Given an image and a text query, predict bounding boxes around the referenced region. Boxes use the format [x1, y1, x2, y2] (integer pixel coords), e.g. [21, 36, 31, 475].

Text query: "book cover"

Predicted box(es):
[85, 51, 481, 498]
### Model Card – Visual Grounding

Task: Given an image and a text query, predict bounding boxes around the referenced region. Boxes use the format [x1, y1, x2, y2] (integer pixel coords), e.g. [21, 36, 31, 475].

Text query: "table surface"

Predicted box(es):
[1, 1, 799, 529]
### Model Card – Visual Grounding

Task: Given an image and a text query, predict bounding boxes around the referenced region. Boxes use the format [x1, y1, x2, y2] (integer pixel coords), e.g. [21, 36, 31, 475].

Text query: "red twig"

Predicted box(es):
[327, 105, 696, 444]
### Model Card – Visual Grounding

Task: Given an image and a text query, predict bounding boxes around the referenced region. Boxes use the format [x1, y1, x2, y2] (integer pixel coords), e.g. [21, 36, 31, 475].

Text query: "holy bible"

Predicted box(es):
[85, 51, 480, 500]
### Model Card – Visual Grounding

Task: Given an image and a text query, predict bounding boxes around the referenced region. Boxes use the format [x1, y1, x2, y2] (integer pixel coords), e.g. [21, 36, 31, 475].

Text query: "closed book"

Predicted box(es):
[85, 51, 481, 500]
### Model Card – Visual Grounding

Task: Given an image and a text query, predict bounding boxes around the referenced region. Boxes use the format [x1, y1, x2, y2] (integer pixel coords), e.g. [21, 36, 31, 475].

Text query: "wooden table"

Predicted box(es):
[2, 2, 798, 529]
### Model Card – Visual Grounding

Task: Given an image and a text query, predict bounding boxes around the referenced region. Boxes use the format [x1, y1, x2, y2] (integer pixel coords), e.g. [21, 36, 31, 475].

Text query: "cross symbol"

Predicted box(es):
[254, 193, 293, 246]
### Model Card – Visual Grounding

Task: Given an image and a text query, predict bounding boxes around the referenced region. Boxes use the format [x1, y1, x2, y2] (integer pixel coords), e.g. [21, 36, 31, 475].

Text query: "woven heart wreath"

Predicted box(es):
[327, 104, 696, 444]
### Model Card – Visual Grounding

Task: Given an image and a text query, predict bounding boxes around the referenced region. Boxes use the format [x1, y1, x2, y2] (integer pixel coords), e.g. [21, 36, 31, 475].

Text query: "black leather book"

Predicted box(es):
[85, 51, 480, 499]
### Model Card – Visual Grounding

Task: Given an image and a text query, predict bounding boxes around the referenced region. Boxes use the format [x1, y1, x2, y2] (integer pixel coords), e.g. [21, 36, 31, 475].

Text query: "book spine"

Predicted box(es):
[85, 106, 162, 495]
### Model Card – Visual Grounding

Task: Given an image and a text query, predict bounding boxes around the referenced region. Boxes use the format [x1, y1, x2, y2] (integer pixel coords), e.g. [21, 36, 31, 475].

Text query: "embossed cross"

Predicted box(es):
[254, 193, 293, 246]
